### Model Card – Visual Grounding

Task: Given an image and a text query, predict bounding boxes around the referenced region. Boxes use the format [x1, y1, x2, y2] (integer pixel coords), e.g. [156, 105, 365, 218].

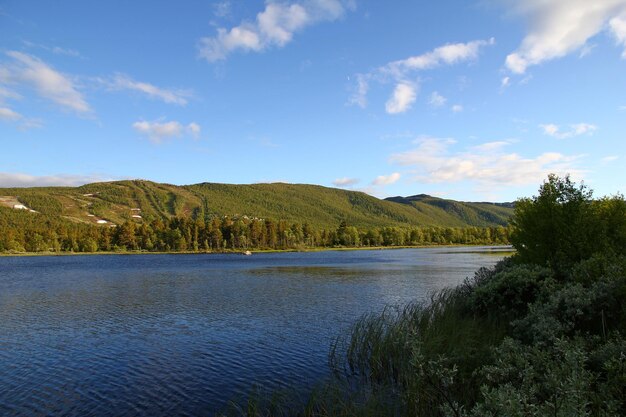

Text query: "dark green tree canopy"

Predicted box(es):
[510, 174, 626, 275]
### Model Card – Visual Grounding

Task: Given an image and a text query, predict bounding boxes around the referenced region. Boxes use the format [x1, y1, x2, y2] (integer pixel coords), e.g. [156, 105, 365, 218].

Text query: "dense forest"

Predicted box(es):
[0, 206, 510, 253]
[219, 175, 626, 417]
[0, 179, 514, 254]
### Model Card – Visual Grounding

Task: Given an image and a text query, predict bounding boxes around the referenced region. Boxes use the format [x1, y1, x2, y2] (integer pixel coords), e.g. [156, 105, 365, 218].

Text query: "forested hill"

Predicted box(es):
[0, 180, 513, 229]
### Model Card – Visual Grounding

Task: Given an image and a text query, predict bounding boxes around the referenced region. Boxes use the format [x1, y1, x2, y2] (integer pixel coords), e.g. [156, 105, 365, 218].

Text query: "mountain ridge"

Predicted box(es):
[0, 179, 514, 229]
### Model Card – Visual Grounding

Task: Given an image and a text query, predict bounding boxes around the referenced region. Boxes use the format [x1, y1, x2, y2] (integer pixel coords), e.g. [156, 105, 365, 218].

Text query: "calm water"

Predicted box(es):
[0, 247, 508, 416]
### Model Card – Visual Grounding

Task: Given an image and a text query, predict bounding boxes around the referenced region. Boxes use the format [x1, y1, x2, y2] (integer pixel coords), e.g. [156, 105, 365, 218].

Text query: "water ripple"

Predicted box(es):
[0, 248, 504, 416]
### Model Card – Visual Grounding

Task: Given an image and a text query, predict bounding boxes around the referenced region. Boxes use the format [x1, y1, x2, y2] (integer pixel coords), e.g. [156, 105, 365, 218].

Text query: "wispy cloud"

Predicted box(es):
[429, 91, 447, 108]
[0, 86, 21, 103]
[348, 74, 369, 108]
[187, 122, 201, 139]
[332, 177, 359, 187]
[22, 40, 81, 57]
[0, 106, 22, 121]
[451, 104, 463, 113]
[372, 172, 401, 186]
[503, 0, 626, 74]
[0, 172, 117, 187]
[350, 38, 495, 114]
[0, 106, 42, 129]
[133, 119, 201, 143]
[539, 123, 597, 139]
[602, 155, 619, 164]
[199, 0, 355, 62]
[213, 1, 232, 19]
[0, 51, 91, 113]
[104, 74, 193, 106]
[389, 136, 583, 188]
[612, 12, 626, 57]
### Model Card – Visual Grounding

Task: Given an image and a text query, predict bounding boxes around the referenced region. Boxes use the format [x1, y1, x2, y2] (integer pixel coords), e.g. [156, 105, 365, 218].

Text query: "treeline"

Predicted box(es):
[0, 208, 511, 253]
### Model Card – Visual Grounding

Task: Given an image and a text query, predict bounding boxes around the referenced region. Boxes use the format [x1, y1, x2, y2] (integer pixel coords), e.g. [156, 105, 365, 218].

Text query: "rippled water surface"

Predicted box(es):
[0, 247, 508, 416]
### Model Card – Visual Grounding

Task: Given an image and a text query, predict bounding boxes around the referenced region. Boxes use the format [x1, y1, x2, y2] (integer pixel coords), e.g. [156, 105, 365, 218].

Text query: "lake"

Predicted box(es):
[0, 247, 508, 416]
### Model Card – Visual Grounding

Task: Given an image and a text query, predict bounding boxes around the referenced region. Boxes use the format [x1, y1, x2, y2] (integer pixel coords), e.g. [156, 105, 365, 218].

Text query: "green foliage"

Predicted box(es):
[510, 174, 626, 275]
[468, 265, 554, 319]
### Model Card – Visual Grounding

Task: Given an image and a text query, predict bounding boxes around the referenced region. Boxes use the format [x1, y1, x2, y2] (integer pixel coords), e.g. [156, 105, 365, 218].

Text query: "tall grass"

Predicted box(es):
[327, 277, 507, 417]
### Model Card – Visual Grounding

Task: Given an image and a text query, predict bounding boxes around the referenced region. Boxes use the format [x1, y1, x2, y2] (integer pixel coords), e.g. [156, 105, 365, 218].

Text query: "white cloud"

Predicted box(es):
[0, 172, 116, 187]
[382, 38, 495, 78]
[610, 12, 626, 57]
[429, 91, 446, 108]
[199, 0, 354, 61]
[372, 172, 401, 186]
[332, 177, 359, 187]
[351, 38, 494, 112]
[0, 106, 22, 121]
[386, 82, 417, 114]
[1, 51, 90, 113]
[540, 122, 597, 139]
[389, 136, 583, 187]
[451, 104, 463, 113]
[133, 120, 201, 143]
[106, 74, 192, 106]
[619, 105, 626, 111]
[187, 122, 201, 138]
[503, 0, 626, 74]
[501, 76, 510, 88]
[602, 155, 619, 163]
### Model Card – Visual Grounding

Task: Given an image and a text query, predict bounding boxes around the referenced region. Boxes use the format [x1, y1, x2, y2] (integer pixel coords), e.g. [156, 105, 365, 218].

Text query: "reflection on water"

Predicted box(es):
[0, 247, 506, 416]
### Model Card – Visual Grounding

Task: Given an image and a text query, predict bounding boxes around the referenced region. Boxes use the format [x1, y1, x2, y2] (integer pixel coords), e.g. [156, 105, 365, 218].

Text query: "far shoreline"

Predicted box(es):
[0, 244, 515, 258]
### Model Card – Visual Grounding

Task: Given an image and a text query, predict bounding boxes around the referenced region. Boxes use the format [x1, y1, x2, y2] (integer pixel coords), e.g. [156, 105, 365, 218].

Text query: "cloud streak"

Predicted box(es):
[105, 74, 193, 106]
[1, 51, 91, 113]
[199, 0, 354, 62]
[0, 106, 22, 121]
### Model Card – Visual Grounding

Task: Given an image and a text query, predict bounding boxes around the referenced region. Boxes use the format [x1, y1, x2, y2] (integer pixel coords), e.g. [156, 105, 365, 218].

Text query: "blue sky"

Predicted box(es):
[1, 0, 625, 202]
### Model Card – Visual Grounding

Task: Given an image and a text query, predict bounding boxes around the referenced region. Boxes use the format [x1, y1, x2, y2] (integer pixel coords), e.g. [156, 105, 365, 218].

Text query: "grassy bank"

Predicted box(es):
[220, 175, 626, 417]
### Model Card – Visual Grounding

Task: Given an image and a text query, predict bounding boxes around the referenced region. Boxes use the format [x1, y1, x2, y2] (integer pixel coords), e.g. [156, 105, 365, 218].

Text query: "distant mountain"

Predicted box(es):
[385, 194, 514, 227]
[0, 180, 514, 229]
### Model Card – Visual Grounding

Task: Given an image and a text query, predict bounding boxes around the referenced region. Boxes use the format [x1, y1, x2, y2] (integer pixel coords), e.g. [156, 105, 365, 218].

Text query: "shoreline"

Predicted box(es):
[0, 244, 514, 258]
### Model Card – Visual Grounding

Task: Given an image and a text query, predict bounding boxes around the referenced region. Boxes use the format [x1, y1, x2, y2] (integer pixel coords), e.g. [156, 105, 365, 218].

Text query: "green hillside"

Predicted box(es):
[385, 194, 514, 227]
[0, 180, 513, 229]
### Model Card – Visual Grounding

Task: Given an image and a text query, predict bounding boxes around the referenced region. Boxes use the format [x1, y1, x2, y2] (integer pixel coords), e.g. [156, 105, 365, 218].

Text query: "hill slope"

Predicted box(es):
[385, 194, 514, 228]
[0, 180, 513, 229]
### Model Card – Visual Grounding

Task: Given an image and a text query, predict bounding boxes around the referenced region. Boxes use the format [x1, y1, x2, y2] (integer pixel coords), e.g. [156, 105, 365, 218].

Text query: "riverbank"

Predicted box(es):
[0, 244, 514, 257]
